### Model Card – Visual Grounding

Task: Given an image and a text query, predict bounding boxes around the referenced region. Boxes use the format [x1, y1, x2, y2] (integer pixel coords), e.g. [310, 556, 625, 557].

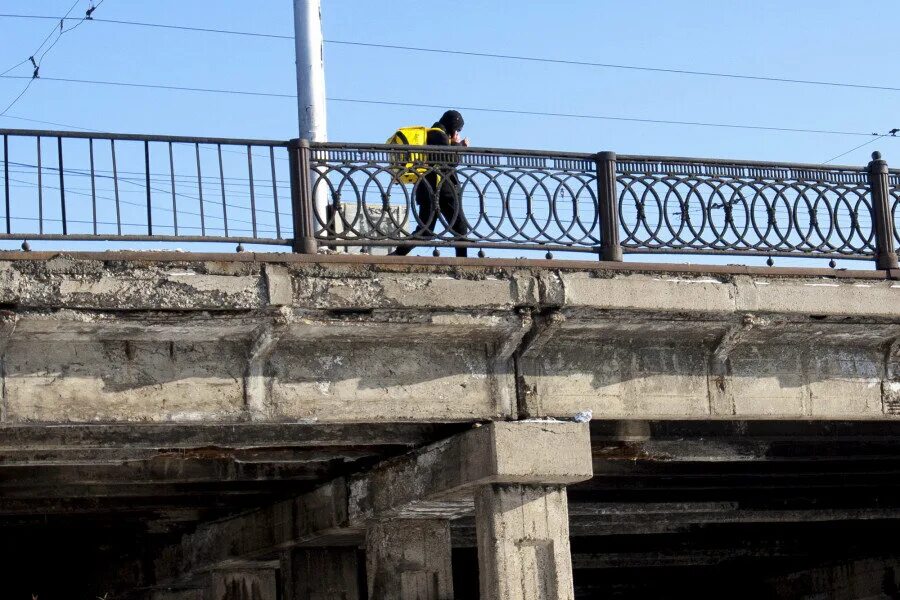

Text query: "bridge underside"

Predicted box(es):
[0, 252, 897, 599]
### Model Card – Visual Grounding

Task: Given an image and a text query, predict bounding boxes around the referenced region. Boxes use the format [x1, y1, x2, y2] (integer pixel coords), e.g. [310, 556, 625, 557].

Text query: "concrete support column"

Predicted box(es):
[475, 483, 575, 600]
[282, 547, 360, 600]
[211, 568, 277, 600]
[366, 519, 454, 600]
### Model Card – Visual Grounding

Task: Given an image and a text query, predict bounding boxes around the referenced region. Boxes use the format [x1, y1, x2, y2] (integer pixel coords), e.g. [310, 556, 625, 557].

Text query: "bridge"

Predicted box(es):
[0, 129, 899, 599]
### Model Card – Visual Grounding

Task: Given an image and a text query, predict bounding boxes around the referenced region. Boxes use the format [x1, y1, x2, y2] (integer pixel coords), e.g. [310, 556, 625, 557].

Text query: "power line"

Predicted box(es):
[0, 14, 293, 40]
[324, 40, 900, 94]
[0, 1, 105, 116]
[0, 74, 880, 137]
[823, 131, 895, 164]
[0, 113, 95, 130]
[0, 74, 295, 98]
[0, 0, 81, 115]
[327, 98, 876, 138]
[34, 1, 105, 69]
[2, 13, 900, 94]
[0, 4, 77, 75]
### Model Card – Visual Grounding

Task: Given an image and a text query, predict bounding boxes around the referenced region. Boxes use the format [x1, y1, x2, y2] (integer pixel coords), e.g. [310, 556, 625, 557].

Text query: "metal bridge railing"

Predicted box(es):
[0, 129, 293, 247]
[2, 128, 898, 269]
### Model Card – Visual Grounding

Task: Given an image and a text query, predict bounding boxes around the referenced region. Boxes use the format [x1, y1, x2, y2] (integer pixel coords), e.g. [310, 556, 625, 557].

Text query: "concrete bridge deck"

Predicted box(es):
[0, 252, 897, 599]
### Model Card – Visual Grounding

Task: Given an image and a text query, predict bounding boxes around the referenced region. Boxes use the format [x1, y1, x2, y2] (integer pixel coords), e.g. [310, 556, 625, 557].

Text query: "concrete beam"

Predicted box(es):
[348, 421, 593, 523]
[155, 422, 592, 585]
[0, 256, 897, 424]
[0, 422, 458, 450]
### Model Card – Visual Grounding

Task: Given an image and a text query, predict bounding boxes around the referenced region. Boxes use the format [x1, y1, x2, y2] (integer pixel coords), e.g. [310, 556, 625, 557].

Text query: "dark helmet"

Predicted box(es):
[438, 110, 464, 134]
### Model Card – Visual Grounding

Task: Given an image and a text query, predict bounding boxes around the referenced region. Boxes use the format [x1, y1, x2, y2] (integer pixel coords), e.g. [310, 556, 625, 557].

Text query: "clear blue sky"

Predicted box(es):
[1, 1, 896, 164]
[0, 1, 896, 265]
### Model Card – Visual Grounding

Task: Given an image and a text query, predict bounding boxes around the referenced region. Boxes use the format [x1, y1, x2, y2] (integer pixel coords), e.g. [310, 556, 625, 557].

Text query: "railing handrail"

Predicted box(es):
[0, 128, 875, 172]
[616, 154, 866, 173]
[310, 140, 597, 161]
[0, 128, 290, 147]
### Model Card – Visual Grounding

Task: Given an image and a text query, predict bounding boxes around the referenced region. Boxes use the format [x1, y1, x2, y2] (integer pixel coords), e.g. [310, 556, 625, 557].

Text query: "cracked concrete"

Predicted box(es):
[0, 254, 892, 423]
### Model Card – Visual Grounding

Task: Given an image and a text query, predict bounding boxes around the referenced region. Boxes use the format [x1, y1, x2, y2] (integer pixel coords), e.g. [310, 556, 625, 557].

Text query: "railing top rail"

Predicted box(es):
[312, 142, 869, 173]
[0, 128, 291, 147]
[309, 141, 597, 160]
[0, 129, 877, 173]
[616, 153, 866, 173]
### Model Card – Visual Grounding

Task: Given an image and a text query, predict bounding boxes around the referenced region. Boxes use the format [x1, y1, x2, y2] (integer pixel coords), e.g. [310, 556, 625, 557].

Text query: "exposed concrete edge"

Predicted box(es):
[0, 251, 891, 280]
[154, 421, 592, 585]
[347, 421, 593, 523]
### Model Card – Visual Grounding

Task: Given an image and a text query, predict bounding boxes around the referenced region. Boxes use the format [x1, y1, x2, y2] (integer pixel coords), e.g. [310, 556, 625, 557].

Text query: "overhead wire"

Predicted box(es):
[0, 1, 105, 116]
[0, 74, 881, 138]
[2, 13, 900, 94]
[823, 131, 896, 164]
[1, 10, 895, 166]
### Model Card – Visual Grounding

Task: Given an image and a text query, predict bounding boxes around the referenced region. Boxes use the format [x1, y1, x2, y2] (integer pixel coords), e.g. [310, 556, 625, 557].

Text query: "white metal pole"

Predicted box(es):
[293, 0, 327, 142]
[293, 0, 333, 252]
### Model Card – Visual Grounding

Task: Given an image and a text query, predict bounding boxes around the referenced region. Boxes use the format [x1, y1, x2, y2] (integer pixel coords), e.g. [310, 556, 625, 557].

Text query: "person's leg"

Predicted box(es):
[438, 183, 470, 258]
[390, 180, 438, 256]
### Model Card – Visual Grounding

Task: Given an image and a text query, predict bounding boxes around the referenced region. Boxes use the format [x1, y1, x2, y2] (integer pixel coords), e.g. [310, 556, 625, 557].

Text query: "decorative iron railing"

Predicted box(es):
[308, 143, 602, 254]
[616, 157, 875, 259]
[1, 128, 898, 268]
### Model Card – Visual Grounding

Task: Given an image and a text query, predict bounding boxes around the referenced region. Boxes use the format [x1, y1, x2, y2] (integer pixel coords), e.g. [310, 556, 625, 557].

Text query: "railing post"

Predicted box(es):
[596, 151, 623, 261]
[867, 151, 899, 270]
[289, 138, 318, 254]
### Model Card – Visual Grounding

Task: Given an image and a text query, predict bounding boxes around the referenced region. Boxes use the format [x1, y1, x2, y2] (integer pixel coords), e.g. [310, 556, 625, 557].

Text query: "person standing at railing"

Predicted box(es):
[390, 110, 471, 257]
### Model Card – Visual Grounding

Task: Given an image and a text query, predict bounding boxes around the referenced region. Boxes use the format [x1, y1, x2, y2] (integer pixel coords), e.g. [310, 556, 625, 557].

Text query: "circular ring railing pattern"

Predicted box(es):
[616, 159, 875, 258]
[310, 147, 601, 251]
[888, 172, 900, 251]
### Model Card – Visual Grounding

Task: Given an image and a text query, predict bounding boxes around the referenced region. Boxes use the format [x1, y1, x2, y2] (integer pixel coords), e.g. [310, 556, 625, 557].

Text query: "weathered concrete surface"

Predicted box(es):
[210, 568, 277, 600]
[366, 519, 453, 600]
[155, 422, 593, 586]
[281, 548, 360, 600]
[765, 557, 900, 600]
[348, 421, 593, 523]
[475, 484, 575, 600]
[0, 253, 893, 423]
[151, 590, 208, 600]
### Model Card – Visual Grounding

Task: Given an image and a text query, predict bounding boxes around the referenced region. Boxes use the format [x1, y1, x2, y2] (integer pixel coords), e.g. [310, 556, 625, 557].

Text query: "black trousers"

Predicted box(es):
[392, 175, 469, 257]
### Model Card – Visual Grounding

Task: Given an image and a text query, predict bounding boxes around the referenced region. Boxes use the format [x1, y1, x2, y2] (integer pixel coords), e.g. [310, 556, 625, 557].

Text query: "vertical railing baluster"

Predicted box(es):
[195, 143, 205, 236]
[3, 135, 9, 235]
[89, 138, 97, 235]
[36, 137, 43, 235]
[217, 144, 227, 238]
[169, 142, 178, 236]
[595, 150, 622, 261]
[289, 138, 317, 253]
[111, 139, 121, 235]
[144, 140, 152, 236]
[867, 151, 900, 270]
[270, 146, 281, 239]
[58, 137, 66, 236]
[247, 145, 257, 238]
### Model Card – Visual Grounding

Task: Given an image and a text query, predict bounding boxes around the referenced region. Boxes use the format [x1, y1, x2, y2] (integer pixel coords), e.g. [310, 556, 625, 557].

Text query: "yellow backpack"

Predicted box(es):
[386, 126, 444, 184]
